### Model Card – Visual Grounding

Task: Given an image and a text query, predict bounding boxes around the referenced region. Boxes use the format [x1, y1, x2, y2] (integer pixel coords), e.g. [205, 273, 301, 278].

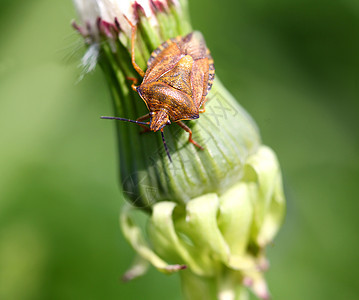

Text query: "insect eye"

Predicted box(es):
[167, 120, 171, 125]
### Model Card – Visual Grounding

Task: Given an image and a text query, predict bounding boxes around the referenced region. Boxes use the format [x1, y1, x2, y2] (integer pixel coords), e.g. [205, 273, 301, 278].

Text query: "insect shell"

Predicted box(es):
[102, 25, 215, 161]
[136, 31, 215, 132]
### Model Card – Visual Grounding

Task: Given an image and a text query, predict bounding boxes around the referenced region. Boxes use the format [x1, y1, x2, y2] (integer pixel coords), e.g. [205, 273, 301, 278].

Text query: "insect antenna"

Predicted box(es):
[160, 129, 172, 163]
[100, 116, 149, 126]
[101, 116, 172, 162]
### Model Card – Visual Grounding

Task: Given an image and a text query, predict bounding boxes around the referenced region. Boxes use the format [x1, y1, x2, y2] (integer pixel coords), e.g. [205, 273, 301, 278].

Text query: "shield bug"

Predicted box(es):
[102, 19, 215, 162]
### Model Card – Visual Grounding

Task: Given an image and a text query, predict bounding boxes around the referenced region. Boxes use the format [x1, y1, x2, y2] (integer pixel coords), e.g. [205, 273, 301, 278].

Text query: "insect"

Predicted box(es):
[101, 19, 215, 162]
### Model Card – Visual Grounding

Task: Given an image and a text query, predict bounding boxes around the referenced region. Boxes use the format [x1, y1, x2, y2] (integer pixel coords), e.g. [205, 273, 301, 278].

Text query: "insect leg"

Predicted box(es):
[136, 113, 151, 133]
[124, 16, 145, 78]
[126, 76, 139, 91]
[199, 97, 207, 113]
[199, 106, 206, 113]
[176, 121, 204, 150]
[137, 113, 150, 122]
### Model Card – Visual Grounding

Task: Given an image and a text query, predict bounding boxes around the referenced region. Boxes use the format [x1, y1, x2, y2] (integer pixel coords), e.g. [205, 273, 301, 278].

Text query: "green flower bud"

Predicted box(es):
[72, 0, 286, 299]
[120, 146, 284, 299]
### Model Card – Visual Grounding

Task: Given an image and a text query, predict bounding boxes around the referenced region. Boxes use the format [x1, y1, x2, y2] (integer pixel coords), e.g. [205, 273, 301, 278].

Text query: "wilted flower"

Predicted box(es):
[72, 0, 285, 299]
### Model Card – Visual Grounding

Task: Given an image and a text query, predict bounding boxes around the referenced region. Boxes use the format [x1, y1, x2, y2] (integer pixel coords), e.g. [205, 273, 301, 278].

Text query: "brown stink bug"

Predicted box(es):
[102, 19, 215, 162]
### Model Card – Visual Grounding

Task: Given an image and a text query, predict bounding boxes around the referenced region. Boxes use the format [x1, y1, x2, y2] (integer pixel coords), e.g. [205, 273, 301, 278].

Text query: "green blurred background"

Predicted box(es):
[1, 0, 358, 299]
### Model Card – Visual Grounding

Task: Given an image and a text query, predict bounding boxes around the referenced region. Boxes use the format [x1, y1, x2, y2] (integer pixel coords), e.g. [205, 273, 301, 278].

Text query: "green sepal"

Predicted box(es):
[245, 146, 286, 247]
[120, 203, 185, 275]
